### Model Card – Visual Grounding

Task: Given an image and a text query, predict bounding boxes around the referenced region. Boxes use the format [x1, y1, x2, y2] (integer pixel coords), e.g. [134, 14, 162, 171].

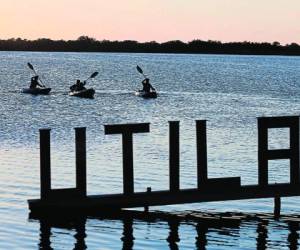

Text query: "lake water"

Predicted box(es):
[0, 51, 300, 249]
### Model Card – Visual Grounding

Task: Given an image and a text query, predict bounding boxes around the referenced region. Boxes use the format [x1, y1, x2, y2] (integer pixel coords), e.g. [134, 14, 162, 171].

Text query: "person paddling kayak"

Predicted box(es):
[69, 72, 98, 98]
[135, 66, 157, 98]
[70, 79, 86, 92]
[142, 78, 155, 93]
[30, 75, 44, 89]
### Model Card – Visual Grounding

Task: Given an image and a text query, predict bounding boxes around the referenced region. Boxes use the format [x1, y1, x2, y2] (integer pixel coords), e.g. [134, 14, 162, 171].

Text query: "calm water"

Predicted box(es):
[0, 51, 300, 249]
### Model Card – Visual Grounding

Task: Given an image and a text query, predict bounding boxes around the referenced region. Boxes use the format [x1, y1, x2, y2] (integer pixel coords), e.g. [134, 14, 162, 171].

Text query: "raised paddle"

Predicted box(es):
[84, 72, 98, 82]
[27, 62, 38, 75]
[136, 65, 147, 78]
[27, 62, 45, 87]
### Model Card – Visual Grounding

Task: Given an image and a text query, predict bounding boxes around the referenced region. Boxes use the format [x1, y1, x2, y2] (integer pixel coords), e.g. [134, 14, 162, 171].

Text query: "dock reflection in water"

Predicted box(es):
[39, 217, 87, 250]
[33, 212, 300, 250]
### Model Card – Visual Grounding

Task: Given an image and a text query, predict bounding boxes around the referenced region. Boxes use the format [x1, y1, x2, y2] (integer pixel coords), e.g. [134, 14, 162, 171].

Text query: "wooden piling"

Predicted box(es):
[290, 119, 299, 185]
[274, 196, 281, 218]
[258, 116, 300, 187]
[75, 127, 87, 197]
[258, 119, 268, 187]
[144, 187, 151, 212]
[40, 129, 51, 200]
[169, 121, 180, 192]
[196, 120, 207, 188]
[105, 123, 150, 195]
[122, 132, 134, 195]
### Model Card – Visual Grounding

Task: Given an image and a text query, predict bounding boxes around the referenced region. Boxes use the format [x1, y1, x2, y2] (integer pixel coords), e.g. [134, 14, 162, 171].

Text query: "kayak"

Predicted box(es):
[69, 88, 95, 99]
[22, 87, 51, 95]
[135, 90, 158, 99]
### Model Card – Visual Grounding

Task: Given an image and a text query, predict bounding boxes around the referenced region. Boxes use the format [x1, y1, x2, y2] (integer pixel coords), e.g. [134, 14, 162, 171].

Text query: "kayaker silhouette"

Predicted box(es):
[70, 79, 86, 92]
[142, 78, 155, 93]
[30, 75, 44, 89]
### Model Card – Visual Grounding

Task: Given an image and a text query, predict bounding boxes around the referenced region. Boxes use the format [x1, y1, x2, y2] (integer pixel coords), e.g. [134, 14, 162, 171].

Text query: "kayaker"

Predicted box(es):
[30, 75, 44, 89]
[70, 79, 86, 92]
[142, 78, 155, 93]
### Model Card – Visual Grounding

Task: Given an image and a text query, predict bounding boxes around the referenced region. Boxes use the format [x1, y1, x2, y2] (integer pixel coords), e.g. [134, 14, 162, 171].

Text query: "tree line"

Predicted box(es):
[0, 36, 299, 55]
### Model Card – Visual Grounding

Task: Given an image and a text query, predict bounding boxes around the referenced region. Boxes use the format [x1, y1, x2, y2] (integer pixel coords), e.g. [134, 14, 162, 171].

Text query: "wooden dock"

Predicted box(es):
[28, 116, 300, 217]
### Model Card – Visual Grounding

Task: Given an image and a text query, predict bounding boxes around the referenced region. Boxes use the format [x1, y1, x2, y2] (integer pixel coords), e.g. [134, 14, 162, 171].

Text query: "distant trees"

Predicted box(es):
[0, 36, 299, 55]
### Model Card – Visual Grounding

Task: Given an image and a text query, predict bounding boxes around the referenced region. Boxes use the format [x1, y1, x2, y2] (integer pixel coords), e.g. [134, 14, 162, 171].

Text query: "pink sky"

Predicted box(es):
[0, 0, 299, 44]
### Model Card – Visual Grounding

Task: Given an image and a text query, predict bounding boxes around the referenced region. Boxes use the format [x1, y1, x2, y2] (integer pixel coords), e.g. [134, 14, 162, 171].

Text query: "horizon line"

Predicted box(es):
[1, 36, 299, 46]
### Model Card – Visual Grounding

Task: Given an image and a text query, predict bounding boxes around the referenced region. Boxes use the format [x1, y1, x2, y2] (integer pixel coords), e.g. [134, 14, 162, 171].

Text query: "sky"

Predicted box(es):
[0, 0, 299, 44]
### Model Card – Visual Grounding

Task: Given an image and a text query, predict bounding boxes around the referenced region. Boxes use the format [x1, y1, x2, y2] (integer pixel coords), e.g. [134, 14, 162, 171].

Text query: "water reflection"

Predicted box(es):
[195, 224, 208, 250]
[256, 220, 268, 250]
[167, 219, 180, 250]
[38, 217, 87, 250]
[121, 218, 134, 250]
[37, 216, 135, 250]
[34, 214, 300, 249]
[288, 222, 299, 250]
[39, 220, 52, 250]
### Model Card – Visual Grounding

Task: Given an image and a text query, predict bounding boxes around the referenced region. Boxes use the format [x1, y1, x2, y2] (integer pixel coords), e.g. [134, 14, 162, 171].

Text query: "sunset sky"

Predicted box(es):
[0, 0, 299, 44]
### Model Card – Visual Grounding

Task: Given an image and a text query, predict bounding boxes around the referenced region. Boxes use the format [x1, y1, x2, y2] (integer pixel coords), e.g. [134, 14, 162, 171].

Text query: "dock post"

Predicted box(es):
[290, 120, 300, 185]
[75, 127, 87, 197]
[274, 196, 281, 218]
[169, 121, 180, 192]
[258, 116, 300, 187]
[40, 129, 51, 200]
[104, 123, 150, 195]
[196, 120, 207, 188]
[122, 131, 134, 195]
[144, 187, 151, 212]
[258, 119, 268, 187]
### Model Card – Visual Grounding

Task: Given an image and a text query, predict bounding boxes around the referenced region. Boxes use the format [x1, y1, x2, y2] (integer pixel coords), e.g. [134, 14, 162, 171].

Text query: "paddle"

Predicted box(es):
[27, 62, 37, 75]
[136, 65, 147, 78]
[84, 72, 98, 82]
[27, 62, 45, 87]
[136, 65, 156, 93]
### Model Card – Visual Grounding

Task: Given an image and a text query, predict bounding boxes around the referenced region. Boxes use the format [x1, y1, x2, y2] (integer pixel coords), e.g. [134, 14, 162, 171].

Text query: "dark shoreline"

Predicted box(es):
[1, 50, 300, 57]
[1, 36, 300, 56]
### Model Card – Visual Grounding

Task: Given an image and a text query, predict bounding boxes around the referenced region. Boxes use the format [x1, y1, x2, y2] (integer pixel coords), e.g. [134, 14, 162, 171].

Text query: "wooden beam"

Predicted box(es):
[196, 120, 207, 188]
[40, 129, 51, 200]
[258, 116, 300, 186]
[75, 127, 86, 197]
[29, 183, 300, 215]
[105, 123, 150, 195]
[169, 121, 180, 192]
